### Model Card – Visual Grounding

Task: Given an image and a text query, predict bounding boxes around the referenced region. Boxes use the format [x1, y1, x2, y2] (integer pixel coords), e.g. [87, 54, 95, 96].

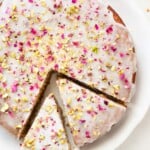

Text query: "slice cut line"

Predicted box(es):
[21, 93, 70, 150]
[19, 70, 53, 139]
[57, 72, 127, 107]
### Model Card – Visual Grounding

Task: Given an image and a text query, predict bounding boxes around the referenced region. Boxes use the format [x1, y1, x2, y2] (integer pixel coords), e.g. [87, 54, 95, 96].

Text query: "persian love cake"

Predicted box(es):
[57, 78, 126, 148]
[0, 0, 136, 139]
[21, 94, 70, 150]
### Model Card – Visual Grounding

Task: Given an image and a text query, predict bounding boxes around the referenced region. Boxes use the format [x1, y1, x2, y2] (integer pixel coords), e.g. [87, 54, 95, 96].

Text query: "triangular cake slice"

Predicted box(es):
[21, 93, 69, 150]
[57, 78, 126, 148]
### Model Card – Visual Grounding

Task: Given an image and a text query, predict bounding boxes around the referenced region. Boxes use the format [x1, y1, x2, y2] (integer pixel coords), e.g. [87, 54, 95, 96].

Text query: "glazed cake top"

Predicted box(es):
[0, 0, 136, 136]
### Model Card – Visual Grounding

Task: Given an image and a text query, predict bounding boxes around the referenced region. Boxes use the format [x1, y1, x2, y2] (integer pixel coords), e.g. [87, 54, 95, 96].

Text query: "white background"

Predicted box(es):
[118, 0, 150, 149]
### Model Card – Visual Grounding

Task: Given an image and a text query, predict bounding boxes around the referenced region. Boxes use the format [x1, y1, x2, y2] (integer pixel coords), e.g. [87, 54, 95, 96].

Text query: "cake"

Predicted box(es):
[21, 94, 70, 150]
[57, 78, 126, 148]
[0, 0, 136, 148]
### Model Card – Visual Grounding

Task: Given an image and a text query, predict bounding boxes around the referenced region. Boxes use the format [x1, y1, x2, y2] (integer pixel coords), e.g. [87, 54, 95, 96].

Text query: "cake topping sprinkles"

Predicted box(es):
[21, 94, 69, 150]
[57, 78, 126, 147]
[0, 0, 136, 141]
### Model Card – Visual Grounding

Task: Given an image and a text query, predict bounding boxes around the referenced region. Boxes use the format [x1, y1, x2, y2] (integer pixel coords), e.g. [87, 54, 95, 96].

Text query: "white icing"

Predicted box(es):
[0, 0, 136, 136]
[57, 79, 126, 147]
[21, 94, 69, 150]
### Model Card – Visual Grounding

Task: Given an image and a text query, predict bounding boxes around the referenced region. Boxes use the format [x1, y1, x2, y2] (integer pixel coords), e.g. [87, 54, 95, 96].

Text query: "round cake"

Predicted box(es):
[0, 0, 136, 149]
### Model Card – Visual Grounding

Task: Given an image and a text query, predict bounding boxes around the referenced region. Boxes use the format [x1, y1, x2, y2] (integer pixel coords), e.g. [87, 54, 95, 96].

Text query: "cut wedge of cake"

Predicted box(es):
[57, 78, 126, 148]
[21, 93, 69, 150]
[0, 0, 57, 137]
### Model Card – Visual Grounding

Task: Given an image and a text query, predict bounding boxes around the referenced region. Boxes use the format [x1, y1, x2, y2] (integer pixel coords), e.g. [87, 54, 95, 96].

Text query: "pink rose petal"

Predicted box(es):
[72, 0, 77, 3]
[106, 25, 113, 34]
[95, 24, 99, 30]
[28, 0, 33, 3]
[11, 82, 19, 93]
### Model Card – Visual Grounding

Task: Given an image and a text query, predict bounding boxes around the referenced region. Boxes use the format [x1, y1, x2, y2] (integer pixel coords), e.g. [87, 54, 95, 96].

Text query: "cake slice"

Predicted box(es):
[57, 78, 126, 148]
[21, 93, 69, 150]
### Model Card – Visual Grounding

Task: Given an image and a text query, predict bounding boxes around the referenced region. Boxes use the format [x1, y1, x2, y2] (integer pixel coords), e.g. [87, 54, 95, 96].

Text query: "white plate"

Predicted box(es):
[0, 0, 150, 150]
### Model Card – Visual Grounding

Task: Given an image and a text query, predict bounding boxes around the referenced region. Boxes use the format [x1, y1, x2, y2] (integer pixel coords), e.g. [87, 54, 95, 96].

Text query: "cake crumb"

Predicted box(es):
[146, 8, 150, 12]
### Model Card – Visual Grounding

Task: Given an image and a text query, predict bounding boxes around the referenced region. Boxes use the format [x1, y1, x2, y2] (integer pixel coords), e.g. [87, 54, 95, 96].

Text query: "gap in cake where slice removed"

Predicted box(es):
[56, 78, 126, 148]
[49, 73, 80, 150]
[21, 93, 70, 150]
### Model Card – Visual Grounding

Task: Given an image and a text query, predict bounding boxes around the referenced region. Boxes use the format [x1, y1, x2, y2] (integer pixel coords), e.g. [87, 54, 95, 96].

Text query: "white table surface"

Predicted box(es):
[118, 0, 150, 149]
